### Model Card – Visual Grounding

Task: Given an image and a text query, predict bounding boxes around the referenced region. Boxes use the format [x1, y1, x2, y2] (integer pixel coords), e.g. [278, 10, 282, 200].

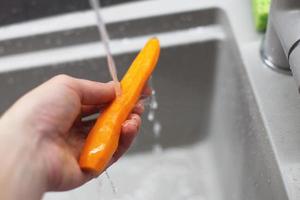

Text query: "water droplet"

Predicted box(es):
[153, 122, 161, 138]
[150, 100, 158, 110]
[147, 110, 154, 121]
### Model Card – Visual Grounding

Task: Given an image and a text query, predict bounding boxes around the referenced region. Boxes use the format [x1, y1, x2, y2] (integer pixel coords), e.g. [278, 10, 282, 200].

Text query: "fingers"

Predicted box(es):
[132, 100, 145, 115]
[109, 113, 141, 164]
[51, 75, 116, 105]
[78, 97, 147, 175]
[122, 114, 141, 138]
[81, 87, 148, 118]
[80, 99, 145, 135]
[141, 84, 152, 99]
[80, 83, 149, 117]
[81, 105, 100, 117]
[81, 104, 108, 118]
[75, 113, 142, 173]
[53, 74, 150, 118]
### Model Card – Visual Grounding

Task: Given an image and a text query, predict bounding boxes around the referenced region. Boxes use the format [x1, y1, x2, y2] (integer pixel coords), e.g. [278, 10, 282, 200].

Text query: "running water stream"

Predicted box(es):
[89, 0, 120, 194]
[89, 0, 121, 96]
[89, 0, 163, 197]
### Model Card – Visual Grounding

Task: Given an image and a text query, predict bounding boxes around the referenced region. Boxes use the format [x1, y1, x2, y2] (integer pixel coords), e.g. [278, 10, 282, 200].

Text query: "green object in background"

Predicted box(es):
[252, 0, 271, 32]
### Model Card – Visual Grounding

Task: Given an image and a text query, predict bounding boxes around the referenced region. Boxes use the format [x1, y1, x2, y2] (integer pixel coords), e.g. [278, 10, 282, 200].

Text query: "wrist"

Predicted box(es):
[0, 118, 48, 200]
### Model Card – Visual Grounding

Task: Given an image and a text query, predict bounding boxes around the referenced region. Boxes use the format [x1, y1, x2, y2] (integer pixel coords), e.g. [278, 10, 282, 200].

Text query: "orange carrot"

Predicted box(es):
[79, 38, 160, 173]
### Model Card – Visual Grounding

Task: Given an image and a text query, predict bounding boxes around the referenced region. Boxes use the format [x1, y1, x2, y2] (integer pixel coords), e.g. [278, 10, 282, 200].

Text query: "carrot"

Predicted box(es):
[79, 38, 160, 173]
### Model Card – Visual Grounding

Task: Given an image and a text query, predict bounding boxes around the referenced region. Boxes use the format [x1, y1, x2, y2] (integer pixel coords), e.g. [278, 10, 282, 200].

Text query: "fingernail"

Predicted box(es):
[122, 120, 136, 128]
[131, 114, 139, 121]
[138, 101, 145, 108]
[128, 120, 138, 127]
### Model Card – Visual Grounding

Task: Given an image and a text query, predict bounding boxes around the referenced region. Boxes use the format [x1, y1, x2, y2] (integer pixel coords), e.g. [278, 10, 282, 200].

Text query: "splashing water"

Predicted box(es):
[147, 78, 163, 154]
[89, 0, 121, 96]
[147, 90, 158, 122]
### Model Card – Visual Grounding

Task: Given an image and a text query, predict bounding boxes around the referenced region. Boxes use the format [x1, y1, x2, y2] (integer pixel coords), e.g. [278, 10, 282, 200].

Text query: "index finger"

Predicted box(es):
[52, 75, 116, 105]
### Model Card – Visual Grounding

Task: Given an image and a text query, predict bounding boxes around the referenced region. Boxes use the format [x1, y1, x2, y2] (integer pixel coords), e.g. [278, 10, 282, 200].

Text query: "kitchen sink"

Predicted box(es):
[0, 0, 291, 199]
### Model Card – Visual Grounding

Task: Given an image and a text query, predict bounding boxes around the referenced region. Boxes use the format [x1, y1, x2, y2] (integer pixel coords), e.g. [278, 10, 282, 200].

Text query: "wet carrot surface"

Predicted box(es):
[79, 38, 160, 173]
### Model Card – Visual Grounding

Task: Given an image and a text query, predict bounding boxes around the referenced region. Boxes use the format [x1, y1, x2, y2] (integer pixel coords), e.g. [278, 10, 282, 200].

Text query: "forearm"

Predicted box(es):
[0, 115, 47, 200]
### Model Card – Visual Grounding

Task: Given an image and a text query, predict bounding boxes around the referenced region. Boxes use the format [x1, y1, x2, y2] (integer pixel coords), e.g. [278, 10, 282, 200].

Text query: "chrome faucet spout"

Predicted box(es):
[262, 0, 300, 81]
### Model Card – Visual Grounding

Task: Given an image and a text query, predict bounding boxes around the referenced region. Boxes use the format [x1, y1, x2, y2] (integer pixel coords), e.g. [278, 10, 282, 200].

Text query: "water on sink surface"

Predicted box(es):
[45, 79, 220, 200]
[45, 144, 222, 200]
[103, 149, 206, 200]
[92, 143, 220, 200]
[96, 74, 218, 200]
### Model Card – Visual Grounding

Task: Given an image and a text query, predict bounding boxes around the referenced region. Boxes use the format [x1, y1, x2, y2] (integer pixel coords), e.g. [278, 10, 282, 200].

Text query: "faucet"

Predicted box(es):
[261, 0, 300, 86]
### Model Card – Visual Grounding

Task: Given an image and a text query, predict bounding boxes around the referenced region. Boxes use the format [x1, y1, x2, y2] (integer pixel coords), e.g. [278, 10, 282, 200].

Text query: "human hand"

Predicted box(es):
[0, 75, 150, 199]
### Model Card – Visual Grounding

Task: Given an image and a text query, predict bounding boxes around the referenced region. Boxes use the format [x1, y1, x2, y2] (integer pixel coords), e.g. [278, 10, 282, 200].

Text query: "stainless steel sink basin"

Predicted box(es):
[0, 0, 291, 199]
